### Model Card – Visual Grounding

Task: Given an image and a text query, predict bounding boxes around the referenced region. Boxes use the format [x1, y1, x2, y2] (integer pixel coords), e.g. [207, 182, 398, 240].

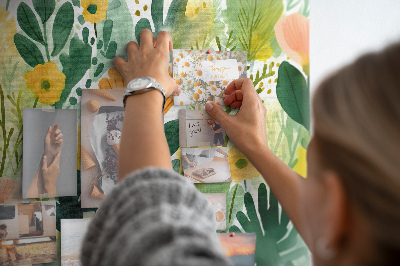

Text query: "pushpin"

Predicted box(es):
[230, 232, 235, 237]
[206, 49, 212, 54]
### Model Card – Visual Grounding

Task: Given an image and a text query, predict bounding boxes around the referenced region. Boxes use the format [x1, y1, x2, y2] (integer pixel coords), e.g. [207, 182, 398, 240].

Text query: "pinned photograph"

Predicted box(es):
[172, 49, 247, 106]
[181, 147, 231, 183]
[22, 109, 77, 198]
[61, 219, 92, 265]
[0, 202, 57, 265]
[81, 89, 125, 208]
[179, 109, 227, 148]
[205, 193, 226, 230]
[219, 233, 256, 266]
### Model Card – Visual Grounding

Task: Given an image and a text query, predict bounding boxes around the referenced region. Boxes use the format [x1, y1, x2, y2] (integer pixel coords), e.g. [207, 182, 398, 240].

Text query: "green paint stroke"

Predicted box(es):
[276, 61, 310, 131]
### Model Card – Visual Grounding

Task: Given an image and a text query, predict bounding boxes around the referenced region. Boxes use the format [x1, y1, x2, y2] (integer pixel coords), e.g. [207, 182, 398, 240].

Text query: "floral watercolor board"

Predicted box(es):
[1, 0, 310, 264]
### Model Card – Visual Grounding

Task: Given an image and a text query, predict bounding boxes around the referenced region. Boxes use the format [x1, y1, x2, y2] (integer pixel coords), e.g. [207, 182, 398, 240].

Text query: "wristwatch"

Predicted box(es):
[123, 77, 166, 110]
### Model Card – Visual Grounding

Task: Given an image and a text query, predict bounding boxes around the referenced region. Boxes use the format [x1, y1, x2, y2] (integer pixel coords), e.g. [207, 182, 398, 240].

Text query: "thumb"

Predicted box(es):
[42, 156, 48, 171]
[205, 102, 230, 126]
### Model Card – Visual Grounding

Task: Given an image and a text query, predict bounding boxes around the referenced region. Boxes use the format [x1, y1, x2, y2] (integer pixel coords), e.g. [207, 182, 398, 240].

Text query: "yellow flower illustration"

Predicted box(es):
[293, 145, 307, 178]
[98, 67, 125, 90]
[229, 146, 260, 183]
[24, 62, 66, 105]
[81, 0, 108, 24]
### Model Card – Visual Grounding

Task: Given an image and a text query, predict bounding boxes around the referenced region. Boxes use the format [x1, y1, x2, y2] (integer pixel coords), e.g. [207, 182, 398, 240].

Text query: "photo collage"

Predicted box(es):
[0, 49, 255, 265]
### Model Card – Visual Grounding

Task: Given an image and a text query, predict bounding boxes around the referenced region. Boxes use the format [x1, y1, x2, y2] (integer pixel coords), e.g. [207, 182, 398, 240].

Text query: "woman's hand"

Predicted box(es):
[205, 78, 269, 155]
[44, 124, 63, 164]
[41, 152, 61, 197]
[113, 29, 179, 97]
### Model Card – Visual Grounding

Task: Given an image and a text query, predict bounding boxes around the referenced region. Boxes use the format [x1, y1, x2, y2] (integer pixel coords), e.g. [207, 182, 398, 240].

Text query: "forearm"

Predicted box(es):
[26, 155, 45, 198]
[242, 143, 307, 242]
[118, 90, 172, 181]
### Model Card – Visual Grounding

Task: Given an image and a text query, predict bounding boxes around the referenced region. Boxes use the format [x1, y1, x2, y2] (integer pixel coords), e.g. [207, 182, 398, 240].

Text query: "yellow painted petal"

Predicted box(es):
[293, 145, 307, 178]
[229, 146, 260, 183]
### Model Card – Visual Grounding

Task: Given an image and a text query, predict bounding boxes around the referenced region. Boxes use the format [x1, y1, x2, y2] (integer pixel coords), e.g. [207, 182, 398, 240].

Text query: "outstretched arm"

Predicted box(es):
[114, 30, 179, 181]
[204, 78, 309, 245]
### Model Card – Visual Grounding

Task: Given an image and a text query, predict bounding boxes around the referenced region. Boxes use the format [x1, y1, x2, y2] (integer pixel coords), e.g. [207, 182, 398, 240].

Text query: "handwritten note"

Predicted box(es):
[188, 121, 202, 137]
[199, 59, 239, 82]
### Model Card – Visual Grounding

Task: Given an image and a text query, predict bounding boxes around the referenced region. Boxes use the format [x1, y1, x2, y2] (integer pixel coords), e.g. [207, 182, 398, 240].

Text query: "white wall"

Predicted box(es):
[310, 0, 400, 93]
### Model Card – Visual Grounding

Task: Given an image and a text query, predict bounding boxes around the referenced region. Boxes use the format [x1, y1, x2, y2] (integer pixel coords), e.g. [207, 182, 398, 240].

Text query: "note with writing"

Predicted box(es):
[173, 49, 247, 106]
[179, 109, 227, 148]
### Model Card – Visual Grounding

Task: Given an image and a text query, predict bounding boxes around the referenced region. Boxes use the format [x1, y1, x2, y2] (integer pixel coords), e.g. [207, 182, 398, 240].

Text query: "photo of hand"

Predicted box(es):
[26, 124, 63, 198]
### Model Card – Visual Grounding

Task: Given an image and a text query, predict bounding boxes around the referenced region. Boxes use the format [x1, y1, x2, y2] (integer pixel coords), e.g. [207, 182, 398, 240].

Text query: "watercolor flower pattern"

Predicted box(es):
[81, 0, 109, 24]
[24, 62, 66, 105]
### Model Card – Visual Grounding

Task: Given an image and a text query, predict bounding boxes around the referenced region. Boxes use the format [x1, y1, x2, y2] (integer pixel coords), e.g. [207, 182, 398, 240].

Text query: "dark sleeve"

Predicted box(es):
[81, 167, 232, 266]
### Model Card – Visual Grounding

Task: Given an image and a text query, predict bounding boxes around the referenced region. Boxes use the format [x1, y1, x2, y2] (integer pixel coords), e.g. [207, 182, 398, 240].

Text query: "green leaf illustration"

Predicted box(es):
[223, 0, 283, 61]
[276, 61, 310, 131]
[164, 119, 179, 156]
[172, 159, 180, 173]
[14, 33, 45, 68]
[33, 0, 56, 23]
[230, 183, 309, 265]
[51, 2, 74, 57]
[55, 35, 91, 108]
[226, 183, 244, 230]
[135, 18, 152, 45]
[105, 41, 117, 59]
[103, 19, 113, 50]
[17, 2, 44, 44]
[151, 0, 164, 33]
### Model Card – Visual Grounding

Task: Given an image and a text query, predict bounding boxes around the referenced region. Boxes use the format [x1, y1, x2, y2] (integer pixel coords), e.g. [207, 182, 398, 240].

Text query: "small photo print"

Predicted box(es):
[179, 109, 227, 148]
[172, 49, 247, 106]
[0, 201, 57, 265]
[23, 108, 77, 198]
[181, 147, 231, 183]
[81, 89, 125, 208]
[61, 219, 92, 265]
[205, 193, 226, 230]
[219, 233, 256, 266]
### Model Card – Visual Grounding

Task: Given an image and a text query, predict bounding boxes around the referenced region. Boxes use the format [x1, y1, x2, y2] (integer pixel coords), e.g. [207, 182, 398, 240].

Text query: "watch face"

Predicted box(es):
[131, 77, 151, 89]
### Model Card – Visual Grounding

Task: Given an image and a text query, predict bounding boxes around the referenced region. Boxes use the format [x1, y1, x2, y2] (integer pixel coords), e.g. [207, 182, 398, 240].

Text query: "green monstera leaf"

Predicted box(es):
[276, 61, 310, 132]
[164, 119, 179, 156]
[230, 183, 309, 265]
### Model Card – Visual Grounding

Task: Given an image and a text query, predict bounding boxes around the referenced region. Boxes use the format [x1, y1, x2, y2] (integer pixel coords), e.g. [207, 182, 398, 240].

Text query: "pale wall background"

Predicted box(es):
[310, 0, 400, 92]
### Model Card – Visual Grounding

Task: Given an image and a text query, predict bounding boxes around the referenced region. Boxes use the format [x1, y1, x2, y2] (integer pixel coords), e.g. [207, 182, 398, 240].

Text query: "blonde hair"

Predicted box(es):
[312, 42, 400, 263]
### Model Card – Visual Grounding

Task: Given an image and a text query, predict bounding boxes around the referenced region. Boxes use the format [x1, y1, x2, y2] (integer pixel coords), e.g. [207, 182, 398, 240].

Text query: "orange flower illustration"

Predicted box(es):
[98, 67, 125, 90]
[274, 13, 309, 75]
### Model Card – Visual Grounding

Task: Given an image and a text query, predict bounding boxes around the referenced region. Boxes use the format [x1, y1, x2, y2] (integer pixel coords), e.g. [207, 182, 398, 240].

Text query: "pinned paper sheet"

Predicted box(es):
[173, 49, 247, 106]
